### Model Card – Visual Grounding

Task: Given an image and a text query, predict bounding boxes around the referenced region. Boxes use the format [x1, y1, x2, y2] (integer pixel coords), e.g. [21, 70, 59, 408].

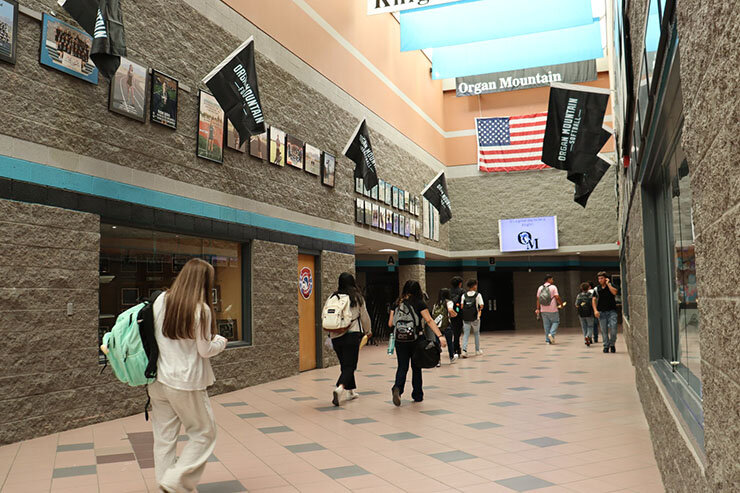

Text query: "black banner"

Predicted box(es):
[59, 0, 127, 79]
[456, 60, 597, 97]
[203, 37, 266, 143]
[573, 155, 611, 207]
[422, 172, 451, 224]
[343, 120, 378, 190]
[541, 85, 610, 172]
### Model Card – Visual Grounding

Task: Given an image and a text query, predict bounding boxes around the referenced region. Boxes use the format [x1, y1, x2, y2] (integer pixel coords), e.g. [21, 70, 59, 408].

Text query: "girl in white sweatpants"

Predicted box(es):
[150, 259, 227, 493]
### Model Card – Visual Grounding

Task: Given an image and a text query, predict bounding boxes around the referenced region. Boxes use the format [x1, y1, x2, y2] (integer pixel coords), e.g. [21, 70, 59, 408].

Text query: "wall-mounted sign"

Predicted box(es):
[299, 267, 313, 299]
[499, 216, 558, 252]
[456, 60, 596, 97]
[367, 0, 459, 15]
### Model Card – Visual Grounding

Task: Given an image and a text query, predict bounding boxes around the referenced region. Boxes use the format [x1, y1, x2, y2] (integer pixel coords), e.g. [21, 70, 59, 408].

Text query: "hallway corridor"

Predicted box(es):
[0, 329, 664, 493]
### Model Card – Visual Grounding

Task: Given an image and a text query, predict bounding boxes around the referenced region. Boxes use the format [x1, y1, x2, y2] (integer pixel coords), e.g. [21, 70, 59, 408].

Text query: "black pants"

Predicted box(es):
[451, 321, 463, 355]
[331, 332, 362, 390]
[393, 341, 423, 401]
[443, 327, 455, 359]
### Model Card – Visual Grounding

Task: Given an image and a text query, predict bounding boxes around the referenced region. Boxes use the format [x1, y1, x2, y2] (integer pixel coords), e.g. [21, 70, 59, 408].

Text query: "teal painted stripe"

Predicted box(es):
[426, 259, 619, 268]
[398, 250, 425, 259]
[0, 155, 354, 245]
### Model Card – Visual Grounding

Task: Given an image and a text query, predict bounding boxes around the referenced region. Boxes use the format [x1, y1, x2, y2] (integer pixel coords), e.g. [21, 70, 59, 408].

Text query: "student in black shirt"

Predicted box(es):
[449, 276, 464, 359]
[388, 280, 446, 406]
[592, 271, 619, 353]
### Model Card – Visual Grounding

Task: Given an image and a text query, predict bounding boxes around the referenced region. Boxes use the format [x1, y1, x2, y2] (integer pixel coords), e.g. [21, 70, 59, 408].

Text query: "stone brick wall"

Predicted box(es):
[398, 264, 427, 297]
[319, 251, 356, 368]
[620, 1, 740, 491]
[0, 199, 118, 444]
[208, 240, 299, 396]
[447, 168, 617, 251]
[0, 0, 446, 250]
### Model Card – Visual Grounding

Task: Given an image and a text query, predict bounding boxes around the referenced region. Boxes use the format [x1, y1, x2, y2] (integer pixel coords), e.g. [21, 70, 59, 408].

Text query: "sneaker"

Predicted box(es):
[451, 354, 459, 363]
[392, 387, 401, 407]
[603, 347, 609, 353]
[461, 350, 468, 358]
[476, 350, 484, 356]
[547, 334, 555, 344]
[593, 337, 599, 343]
[610, 346, 616, 353]
[332, 386, 343, 406]
[436, 361, 441, 367]
[585, 337, 591, 346]
[348, 390, 359, 400]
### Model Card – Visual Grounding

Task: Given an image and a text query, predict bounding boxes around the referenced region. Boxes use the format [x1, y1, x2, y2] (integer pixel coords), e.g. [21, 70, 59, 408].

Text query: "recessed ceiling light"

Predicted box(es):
[111, 226, 117, 229]
[379, 248, 398, 253]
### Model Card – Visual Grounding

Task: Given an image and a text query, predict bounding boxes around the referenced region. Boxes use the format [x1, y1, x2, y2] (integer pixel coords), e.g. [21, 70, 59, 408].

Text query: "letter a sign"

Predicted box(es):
[387, 256, 396, 266]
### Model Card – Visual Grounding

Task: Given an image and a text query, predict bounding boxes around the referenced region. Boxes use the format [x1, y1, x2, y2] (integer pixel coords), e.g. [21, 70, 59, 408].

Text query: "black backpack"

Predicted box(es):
[461, 292, 479, 322]
[412, 335, 441, 368]
[576, 292, 593, 318]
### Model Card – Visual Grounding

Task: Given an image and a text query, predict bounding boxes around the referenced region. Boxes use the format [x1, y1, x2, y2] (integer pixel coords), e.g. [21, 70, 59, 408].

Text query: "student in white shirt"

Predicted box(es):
[460, 279, 484, 357]
[150, 258, 228, 493]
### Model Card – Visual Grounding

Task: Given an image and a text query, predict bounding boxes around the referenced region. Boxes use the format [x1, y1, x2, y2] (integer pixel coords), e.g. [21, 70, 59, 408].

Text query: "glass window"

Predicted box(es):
[99, 224, 249, 359]
[638, 51, 650, 126]
[645, 0, 661, 82]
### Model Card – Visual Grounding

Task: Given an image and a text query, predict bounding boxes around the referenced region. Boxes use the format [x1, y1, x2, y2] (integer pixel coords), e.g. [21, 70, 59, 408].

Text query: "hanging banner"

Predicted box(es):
[367, 0, 460, 15]
[203, 36, 266, 144]
[573, 155, 611, 207]
[58, 0, 127, 79]
[541, 83, 610, 174]
[422, 171, 451, 224]
[456, 60, 596, 97]
[343, 120, 379, 190]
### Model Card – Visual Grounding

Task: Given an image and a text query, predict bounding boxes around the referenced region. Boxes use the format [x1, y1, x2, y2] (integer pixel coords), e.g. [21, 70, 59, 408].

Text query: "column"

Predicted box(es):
[398, 250, 426, 296]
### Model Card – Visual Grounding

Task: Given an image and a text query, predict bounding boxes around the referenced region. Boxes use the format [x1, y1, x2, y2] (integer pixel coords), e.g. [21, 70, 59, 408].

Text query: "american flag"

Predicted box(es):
[476, 112, 549, 172]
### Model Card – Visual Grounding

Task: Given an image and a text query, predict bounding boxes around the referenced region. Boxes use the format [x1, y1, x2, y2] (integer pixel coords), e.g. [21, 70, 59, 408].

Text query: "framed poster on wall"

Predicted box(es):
[286, 135, 304, 169]
[196, 90, 225, 163]
[0, 0, 19, 65]
[269, 126, 286, 167]
[39, 13, 98, 84]
[150, 69, 178, 129]
[320, 151, 335, 186]
[109, 57, 148, 122]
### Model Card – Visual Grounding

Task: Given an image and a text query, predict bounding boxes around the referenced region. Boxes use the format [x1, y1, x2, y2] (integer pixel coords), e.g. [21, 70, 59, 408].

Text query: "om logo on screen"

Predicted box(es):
[299, 267, 313, 299]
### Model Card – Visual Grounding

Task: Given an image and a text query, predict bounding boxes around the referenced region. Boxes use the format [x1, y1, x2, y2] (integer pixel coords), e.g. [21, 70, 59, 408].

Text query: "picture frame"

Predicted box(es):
[226, 120, 247, 152]
[378, 179, 385, 198]
[286, 135, 304, 169]
[416, 220, 421, 240]
[196, 90, 225, 164]
[121, 288, 139, 306]
[121, 256, 138, 273]
[302, 143, 319, 175]
[392, 186, 398, 209]
[393, 213, 399, 234]
[269, 126, 286, 167]
[320, 151, 335, 186]
[404, 191, 410, 212]
[39, 13, 98, 84]
[379, 206, 385, 230]
[371, 204, 379, 228]
[363, 183, 371, 198]
[355, 199, 364, 223]
[385, 209, 393, 232]
[109, 57, 148, 122]
[355, 176, 364, 194]
[249, 127, 268, 160]
[371, 183, 378, 200]
[399, 215, 405, 236]
[0, 0, 19, 65]
[150, 69, 178, 129]
[410, 219, 416, 237]
[364, 201, 372, 225]
[399, 190, 405, 211]
[217, 319, 237, 341]
[405, 217, 411, 237]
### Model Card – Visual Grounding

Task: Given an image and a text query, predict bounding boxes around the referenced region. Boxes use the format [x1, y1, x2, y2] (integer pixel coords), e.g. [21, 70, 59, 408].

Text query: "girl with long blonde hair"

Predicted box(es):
[149, 258, 227, 493]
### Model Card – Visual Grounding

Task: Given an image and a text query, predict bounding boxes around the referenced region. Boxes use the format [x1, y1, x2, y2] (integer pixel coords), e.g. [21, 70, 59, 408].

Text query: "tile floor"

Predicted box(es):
[0, 328, 665, 492]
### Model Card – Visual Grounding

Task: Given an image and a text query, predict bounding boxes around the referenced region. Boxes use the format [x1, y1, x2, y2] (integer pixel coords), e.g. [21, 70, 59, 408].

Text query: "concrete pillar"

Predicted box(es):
[461, 260, 479, 289]
[398, 251, 426, 296]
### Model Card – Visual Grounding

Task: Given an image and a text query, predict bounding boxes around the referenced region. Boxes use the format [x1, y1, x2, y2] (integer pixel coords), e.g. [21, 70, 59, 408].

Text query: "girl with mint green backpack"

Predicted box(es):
[148, 258, 227, 493]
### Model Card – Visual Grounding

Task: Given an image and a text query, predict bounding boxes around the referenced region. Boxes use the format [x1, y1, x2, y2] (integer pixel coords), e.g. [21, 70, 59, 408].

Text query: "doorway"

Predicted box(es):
[478, 271, 515, 331]
[362, 270, 398, 340]
[298, 254, 317, 371]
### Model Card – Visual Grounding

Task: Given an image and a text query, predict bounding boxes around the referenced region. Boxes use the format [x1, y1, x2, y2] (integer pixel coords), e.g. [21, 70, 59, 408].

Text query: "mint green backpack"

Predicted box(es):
[102, 292, 161, 388]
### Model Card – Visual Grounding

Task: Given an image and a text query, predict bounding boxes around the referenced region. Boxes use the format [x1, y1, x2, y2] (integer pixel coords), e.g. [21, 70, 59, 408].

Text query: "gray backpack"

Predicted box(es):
[393, 302, 420, 342]
[538, 284, 553, 306]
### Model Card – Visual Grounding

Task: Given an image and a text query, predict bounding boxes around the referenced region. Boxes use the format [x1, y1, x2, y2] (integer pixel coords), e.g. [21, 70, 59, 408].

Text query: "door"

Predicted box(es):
[298, 254, 317, 371]
[479, 272, 515, 331]
[362, 270, 399, 340]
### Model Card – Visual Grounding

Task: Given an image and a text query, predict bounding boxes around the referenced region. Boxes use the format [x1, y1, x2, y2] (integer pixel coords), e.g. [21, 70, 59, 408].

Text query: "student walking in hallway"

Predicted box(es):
[150, 258, 228, 493]
[322, 272, 372, 406]
[535, 274, 563, 344]
[460, 279, 484, 357]
[389, 280, 446, 406]
[593, 271, 619, 353]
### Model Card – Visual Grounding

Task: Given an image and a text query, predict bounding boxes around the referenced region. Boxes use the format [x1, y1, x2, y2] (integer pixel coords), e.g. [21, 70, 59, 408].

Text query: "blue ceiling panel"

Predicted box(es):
[400, 0, 595, 52]
[431, 21, 603, 79]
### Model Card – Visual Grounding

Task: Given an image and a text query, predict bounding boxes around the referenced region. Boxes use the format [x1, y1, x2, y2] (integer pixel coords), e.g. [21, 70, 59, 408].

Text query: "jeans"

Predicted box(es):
[599, 310, 618, 347]
[393, 341, 423, 401]
[331, 332, 362, 390]
[579, 316, 594, 338]
[462, 319, 480, 352]
[443, 327, 455, 359]
[541, 312, 559, 341]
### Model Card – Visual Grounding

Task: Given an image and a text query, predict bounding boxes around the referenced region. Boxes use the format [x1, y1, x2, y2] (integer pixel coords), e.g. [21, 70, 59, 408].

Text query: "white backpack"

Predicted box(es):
[322, 294, 353, 331]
